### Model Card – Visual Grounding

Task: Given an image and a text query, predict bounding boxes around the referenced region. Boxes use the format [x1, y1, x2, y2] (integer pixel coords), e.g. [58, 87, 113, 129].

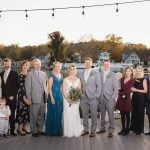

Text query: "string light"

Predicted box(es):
[25, 10, 28, 19]
[116, 3, 119, 12]
[0, 0, 150, 18]
[52, 8, 55, 17]
[82, 6, 85, 16]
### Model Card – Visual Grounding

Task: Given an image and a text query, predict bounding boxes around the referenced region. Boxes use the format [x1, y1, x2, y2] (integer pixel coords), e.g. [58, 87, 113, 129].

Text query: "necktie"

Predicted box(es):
[37, 71, 41, 78]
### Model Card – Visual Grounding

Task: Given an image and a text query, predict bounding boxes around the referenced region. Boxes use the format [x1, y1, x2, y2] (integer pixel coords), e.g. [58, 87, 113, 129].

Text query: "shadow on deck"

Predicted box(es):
[0, 118, 150, 150]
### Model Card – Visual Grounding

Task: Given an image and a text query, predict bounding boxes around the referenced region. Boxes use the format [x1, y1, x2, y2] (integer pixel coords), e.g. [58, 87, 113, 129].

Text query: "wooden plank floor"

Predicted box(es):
[0, 117, 150, 150]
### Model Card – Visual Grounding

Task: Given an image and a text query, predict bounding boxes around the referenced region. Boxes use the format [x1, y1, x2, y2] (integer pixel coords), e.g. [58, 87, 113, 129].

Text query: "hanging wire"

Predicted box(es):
[0, 0, 150, 15]
[0, 10, 1, 18]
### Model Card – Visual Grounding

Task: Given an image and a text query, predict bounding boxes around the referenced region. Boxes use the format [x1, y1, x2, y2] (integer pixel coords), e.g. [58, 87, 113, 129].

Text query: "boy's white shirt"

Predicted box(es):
[0, 105, 11, 118]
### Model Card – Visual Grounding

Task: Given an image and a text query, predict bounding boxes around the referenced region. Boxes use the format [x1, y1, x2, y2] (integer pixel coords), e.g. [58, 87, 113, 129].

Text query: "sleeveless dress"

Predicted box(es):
[45, 73, 63, 136]
[63, 78, 83, 137]
[130, 78, 146, 134]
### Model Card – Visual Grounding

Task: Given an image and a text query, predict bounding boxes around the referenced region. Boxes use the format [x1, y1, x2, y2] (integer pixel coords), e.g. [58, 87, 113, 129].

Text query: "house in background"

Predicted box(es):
[97, 51, 110, 65]
[122, 51, 142, 66]
[39, 52, 50, 69]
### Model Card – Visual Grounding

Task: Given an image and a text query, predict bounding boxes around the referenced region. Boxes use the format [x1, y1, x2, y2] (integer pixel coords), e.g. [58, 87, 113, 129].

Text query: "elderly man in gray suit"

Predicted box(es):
[79, 57, 101, 137]
[25, 58, 47, 137]
[97, 59, 119, 137]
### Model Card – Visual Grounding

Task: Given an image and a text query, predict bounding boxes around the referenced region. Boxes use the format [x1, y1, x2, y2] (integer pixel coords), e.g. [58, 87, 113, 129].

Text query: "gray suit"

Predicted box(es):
[79, 69, 101, 132]
[99, 71, 119, 133]
[25, 70, 47, 133]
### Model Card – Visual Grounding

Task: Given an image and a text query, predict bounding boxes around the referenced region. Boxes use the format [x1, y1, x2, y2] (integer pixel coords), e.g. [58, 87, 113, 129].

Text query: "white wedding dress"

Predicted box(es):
[63, 78, 83, 137]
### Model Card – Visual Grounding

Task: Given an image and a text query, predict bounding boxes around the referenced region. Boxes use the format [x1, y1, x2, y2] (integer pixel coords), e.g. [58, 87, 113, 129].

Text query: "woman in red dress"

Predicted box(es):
[116, 67, 134, 135]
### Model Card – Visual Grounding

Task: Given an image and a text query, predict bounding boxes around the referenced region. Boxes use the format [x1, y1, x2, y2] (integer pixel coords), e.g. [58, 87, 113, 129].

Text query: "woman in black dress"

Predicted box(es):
[116, 67, 134, 135]
[130, 66, 147, 135]
[16, 61, 31, 135]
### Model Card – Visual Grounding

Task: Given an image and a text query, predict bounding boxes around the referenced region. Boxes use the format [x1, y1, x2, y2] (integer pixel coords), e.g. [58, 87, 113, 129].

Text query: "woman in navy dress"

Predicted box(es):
[45, 62, 63, 136]
[130, 66, 147, 135]
[116, 67, 134, 135]
[16, 60, 31, 135]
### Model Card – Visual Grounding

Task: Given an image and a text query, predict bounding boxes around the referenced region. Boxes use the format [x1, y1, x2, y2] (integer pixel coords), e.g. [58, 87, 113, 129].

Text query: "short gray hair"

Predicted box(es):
[32, 58, 41, 64]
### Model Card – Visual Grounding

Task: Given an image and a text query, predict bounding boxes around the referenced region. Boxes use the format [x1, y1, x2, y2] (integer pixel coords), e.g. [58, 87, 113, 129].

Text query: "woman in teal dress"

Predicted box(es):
[45, 62, 63, 136]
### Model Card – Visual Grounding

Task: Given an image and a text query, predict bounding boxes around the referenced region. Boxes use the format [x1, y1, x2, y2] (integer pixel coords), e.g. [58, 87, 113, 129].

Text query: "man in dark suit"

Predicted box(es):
[145, 66, 150, 135]
[0, 58, 18, 136]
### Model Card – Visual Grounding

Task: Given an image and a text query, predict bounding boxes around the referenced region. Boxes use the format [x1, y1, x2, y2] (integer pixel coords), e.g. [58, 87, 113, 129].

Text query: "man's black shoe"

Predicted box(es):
[32, 133, 39, 137]
[11, 132, 17, 136]
[145, 132, 150, 135]
[38, 132, 46, 136]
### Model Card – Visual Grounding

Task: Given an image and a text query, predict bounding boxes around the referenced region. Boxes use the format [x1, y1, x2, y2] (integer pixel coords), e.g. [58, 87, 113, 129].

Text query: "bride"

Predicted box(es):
[62, 64, 83, 137]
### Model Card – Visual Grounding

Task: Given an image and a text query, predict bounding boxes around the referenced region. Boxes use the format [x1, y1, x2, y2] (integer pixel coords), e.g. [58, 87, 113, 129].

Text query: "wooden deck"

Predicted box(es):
[0, 118, 150, 150]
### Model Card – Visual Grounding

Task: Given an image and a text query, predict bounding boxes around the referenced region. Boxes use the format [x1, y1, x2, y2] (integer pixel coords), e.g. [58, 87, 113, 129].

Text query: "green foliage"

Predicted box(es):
[0, 33, 149, 65]
[47, 31, 68, 63]
[68, 87, 81, 103]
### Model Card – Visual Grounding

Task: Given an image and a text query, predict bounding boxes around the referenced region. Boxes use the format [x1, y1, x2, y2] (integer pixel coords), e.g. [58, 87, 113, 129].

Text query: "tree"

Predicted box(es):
[47, 31, 68, 63]
[103, 34, 124, 61]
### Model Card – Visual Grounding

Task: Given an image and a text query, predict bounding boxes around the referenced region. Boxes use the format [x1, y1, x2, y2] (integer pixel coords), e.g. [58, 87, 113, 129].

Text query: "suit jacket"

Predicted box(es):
[100, 70, 119, 102]
[25, 70, 48, 104]
[146, 77, 150, 101]
[79, 69, 101, 100]
[0, 70, 18, 100]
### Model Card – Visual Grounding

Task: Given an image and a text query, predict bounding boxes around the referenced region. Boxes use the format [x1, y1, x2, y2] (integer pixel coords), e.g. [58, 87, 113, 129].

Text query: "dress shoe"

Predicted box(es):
[118, 129, 125, 135]
[17, 129, 26, 136]
[89, 132, 96, 137]
[3, 134, 9, 138]
[107, 132, 114, 138]
[23, 128, 31, 134]
[96, 130, 106, 134]
[145, 132, 150, 135]
[134, 132, 141, 135]
[10, 132, 17, 136]
[38, 132, 46, 136]
[32, 133, 39, 137]
[122, 129, 130, 136]
[81, 131, 89, 136]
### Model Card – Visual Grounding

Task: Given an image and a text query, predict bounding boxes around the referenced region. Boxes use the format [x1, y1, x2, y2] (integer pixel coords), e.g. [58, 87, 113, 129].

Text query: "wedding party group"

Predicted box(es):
[0, 57, 150, 139]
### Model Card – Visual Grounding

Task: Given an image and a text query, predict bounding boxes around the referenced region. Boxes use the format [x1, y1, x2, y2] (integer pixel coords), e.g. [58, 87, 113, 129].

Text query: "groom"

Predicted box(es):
[79, 57, 101, 137]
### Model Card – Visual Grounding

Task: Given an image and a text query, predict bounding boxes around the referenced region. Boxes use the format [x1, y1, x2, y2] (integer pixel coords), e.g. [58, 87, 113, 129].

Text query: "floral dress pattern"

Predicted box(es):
[16, 74, 30, 123]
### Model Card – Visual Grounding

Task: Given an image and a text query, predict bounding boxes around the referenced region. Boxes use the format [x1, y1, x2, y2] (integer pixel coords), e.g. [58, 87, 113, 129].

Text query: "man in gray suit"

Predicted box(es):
[25, 58, 47, 137]
[80, 57, 101, 137]
[97, 59, 119, 137]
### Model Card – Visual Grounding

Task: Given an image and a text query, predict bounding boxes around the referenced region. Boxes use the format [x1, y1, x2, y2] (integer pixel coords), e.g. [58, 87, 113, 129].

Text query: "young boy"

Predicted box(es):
[0, 97, 11, 137]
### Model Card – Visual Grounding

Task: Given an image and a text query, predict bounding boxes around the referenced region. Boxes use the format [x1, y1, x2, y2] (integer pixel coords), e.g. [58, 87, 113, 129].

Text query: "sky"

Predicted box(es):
[0, 0, 150, 47]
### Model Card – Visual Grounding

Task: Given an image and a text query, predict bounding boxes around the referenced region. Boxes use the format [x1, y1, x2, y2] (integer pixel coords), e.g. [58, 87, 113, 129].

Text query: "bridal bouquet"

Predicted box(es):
[68, 87, 81, 106]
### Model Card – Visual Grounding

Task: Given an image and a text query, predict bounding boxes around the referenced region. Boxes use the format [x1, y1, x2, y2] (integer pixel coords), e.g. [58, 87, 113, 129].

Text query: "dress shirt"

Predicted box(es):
[84, 69, 91, 82]
[103, 70, 109, 83]
[3, 69, 11, 83]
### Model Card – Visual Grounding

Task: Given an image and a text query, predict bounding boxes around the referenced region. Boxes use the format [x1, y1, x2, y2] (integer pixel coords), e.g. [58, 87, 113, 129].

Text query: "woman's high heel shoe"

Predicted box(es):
[23, 128, 31, 134]
[17, 129, 26, 136]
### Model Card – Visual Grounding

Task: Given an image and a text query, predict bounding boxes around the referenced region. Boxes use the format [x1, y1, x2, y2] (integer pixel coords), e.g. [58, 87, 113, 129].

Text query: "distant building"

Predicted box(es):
[39, 52, 50, 68]
[97, 51, 110, 65]
[122, 51, 141, 66]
